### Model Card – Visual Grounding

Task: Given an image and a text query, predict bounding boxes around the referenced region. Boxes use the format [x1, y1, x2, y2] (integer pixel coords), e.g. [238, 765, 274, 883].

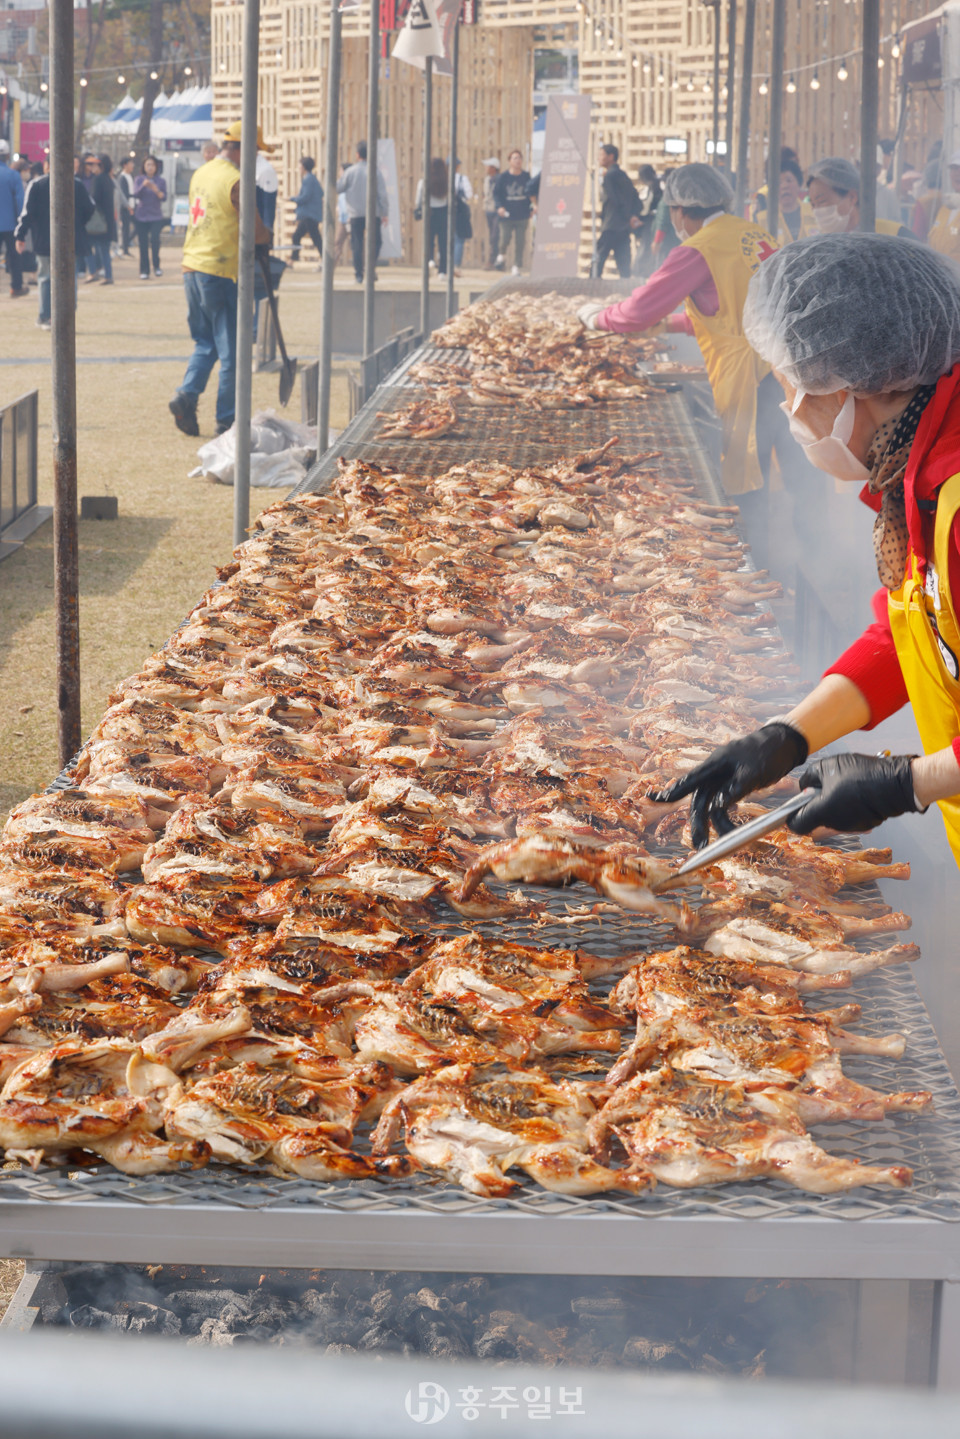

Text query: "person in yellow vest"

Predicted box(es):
[806, 155, 911, 238]
[751, 148, 815, 244]
[169, 120, 273, 437]
[577, 163, 807, 569]
[652, 234, 960, 856]
[926, 150, 960, 264]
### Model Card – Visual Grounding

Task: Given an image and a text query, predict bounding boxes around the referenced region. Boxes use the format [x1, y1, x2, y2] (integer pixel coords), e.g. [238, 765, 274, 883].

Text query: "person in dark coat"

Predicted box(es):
[290, 156, 324, 263]
[592, 144, 640, 279]
[14, 171, 95, 327]
[84, 153, 118, 284]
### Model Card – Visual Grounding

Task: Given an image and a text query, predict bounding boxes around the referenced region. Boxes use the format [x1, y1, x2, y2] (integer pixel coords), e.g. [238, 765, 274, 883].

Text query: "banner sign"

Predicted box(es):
[902, 16, 941, 85]
[392, 0, 462, 75]
[531, 93, 592, 279]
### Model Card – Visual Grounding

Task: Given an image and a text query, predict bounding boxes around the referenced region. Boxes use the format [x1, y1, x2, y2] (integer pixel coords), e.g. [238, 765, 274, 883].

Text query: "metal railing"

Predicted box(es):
[0, 388, 42, 561]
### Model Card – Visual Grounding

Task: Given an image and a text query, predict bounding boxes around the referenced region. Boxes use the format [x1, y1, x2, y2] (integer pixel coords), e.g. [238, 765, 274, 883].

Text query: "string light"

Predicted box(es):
[657, 69, 666, 84]
[786, 75, 797, 93]
[642, 60, 651, 74]
[79, 76, 88, 86]
[183, 65, 192, 75]
[632, 57, 639, 69]
[891, 36, 902, 59]
[877, 56, 885, 69]
[837, 60, 848, 80]
[702, 79, 710, 92]
[150, 70, 159, 80]
[758, 79, 768, 95]
[39, 81, 48, 91]
[686, 75, 694, 91]
[117, 74, 125, 84]
[810, 71, 820, 90]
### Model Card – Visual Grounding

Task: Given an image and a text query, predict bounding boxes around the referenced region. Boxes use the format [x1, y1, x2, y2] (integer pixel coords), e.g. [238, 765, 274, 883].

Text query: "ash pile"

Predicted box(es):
[33, 1264, 846, 1377]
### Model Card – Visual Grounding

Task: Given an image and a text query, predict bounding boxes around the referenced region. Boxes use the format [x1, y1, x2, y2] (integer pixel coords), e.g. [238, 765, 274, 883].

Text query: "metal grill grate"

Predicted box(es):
[5, 284, 960, 1267]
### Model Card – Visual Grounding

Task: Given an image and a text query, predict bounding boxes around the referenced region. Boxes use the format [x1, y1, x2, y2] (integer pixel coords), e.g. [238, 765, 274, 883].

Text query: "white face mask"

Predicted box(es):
[779, 392, 871, 483]
[812, 204, 850, 234]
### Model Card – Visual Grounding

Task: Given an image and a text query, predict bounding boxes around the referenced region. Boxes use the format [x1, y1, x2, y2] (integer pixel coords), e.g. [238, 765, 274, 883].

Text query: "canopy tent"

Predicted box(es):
[86, 86, 213, 141]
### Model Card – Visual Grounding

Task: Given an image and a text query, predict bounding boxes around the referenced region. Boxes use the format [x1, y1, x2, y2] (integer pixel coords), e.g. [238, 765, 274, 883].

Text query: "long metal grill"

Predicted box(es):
[3, 282, 960, 1263]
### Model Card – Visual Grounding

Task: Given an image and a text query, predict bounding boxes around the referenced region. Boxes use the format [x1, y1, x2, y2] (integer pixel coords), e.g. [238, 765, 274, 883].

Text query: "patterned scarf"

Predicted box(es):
[867, 384, 937, 590]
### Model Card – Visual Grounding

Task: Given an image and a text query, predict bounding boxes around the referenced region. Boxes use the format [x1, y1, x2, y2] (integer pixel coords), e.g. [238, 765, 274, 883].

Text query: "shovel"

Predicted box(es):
[257, 250, 297, 406]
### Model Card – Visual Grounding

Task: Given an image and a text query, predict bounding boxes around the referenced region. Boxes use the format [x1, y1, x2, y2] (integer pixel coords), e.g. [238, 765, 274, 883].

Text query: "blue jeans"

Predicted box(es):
[179, 270, 238, 430]
[37, 255, 50, 323]
[91, 234, 113, 281]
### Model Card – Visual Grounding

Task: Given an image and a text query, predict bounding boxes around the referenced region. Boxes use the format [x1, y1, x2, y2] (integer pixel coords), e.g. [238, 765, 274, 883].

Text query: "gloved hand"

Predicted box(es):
[648, 722, 809, 849]
[787, 752, 920, 835]
[577, 301, 607, 331]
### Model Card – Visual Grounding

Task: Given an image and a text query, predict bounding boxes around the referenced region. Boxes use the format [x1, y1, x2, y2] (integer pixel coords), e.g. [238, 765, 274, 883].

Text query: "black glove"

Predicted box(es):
[787, 752, 920, 835]
[648, 722, 809, 849]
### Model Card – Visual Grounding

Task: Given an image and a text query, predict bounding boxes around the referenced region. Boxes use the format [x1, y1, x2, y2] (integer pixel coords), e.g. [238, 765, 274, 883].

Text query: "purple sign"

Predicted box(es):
[531, 94, 592, 279]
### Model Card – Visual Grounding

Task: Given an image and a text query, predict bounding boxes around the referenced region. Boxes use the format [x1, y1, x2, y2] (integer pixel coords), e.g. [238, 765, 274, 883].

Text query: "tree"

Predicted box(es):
[132, 0, 164, 160]
[76, 0, 110, 148]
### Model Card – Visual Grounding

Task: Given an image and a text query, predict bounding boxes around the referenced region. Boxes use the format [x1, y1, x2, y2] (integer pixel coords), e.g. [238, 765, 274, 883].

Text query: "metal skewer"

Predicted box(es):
[654, 786, 819, 891]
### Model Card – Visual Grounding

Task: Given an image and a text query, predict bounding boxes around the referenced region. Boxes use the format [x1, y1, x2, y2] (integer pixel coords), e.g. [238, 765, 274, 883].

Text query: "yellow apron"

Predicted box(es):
[682, 215, 779, 496]
[875, 217, 904, 236]
[777, 201, 818, 245]
[182, 156, 240, 280]
[928, 204, 960, 263]
[888, 471, 960, 866]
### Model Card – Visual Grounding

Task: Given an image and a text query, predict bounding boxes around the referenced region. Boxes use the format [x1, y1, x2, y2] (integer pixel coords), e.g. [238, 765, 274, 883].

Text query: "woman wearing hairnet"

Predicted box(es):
[806, 156, 911, 237]
[655, 234, 960, 860]
[577, 163, 802, 563]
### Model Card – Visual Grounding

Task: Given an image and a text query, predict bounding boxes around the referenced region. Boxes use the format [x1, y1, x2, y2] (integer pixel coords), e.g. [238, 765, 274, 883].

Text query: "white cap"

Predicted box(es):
[0, 139, 9, 156]
[482, 157, 499, 168]
[949, 149, 960, 167]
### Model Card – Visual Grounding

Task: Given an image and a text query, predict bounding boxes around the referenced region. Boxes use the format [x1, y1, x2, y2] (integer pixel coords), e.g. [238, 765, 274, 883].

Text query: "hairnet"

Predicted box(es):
[662, 163, 734, 212]
[806, 156, 860, 195]
[742, 233, 960, 395]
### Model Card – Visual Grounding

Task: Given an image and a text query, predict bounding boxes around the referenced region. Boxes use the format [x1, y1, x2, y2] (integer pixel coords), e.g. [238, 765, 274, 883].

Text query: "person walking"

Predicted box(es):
[78, 152, 102, 281]
[592, 143, 640, 279]
[255, 139, 279, 232]
[632, 164, 662, 275]
[169, 121, 272, 438]
[415, 157, 449, 275]
[117, 155, 137, 256]
[290, 155, 324, 264]
[14, 168, 95, 327]
[134, 156, 167, 278]
[453, 159, 473, 273]
[0, 138, 26, 297]
[87, 153, 118, 284]
[492, 149, 533, 275]
[337, 141, 388, 284]
[482, 157, 500, 268]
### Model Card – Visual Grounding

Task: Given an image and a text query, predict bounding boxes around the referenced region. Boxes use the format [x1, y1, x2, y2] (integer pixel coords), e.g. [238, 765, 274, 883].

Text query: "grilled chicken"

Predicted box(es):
[0, 935, 211, 995]
[590, 1067, 912, 1193]
[1, 789, 156, 873]
[372, 1062, 649, 1196]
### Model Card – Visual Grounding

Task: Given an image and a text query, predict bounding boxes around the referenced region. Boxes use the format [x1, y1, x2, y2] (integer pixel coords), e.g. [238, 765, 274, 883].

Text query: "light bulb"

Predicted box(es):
[837, 62, 848, 81]
[642, 61, 650, 74]
[671, 78, 679, 90]
[758, 80, 768, 95]
[877, 56, 884, 68]
[219, 62, 227, 71]
[40, 81, 48, 91]
[702, 80, 710, 92]
[118, 74, 125, 84]
[632, 58, 639, 69]
[184, 65, 192, 75]
[686, 78, 694, 91]
[810, 72, 820, 90]
[79, 77, 87, 87]
[786, 76, 796, 93]
[657, 71, 665, 85]
[892, 39, 901, 58]
[150, 70, 159, 80]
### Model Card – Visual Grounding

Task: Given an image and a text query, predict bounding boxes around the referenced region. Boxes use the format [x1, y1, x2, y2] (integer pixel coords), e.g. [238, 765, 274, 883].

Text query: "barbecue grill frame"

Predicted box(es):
[3, 279, 960, 1388]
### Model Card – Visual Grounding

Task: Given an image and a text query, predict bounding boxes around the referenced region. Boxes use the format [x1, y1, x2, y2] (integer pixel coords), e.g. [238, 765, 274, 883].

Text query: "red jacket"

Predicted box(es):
[827, 361, 960, 768]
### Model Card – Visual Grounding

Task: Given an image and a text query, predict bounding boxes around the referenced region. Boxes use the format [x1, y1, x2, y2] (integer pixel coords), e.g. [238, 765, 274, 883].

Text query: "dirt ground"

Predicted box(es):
[0, 244, 359, 821]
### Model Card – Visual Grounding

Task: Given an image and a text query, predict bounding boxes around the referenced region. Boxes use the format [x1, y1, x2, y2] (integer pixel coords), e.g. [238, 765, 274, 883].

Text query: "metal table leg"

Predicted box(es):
[935, 1279, 960, 1391]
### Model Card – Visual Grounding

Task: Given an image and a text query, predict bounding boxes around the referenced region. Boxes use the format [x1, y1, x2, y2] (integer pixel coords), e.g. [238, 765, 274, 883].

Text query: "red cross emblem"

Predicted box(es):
[556, 198, 567, 213]
[190, 195, 206, 226]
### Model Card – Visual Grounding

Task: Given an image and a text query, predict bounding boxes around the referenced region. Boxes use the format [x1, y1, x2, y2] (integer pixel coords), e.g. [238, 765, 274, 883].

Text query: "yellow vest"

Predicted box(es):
[777, 200, 817, 245]
[887, 471, 960, 868]
[681, 215, 779, 496]
[182, 157, 240, 280]
[875, 217, 903, 236]
[929, 203, 960, 262]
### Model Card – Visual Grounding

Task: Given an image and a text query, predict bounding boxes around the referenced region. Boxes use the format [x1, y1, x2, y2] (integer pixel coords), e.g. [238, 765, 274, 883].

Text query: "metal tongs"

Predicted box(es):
[654, 786, 819, 892]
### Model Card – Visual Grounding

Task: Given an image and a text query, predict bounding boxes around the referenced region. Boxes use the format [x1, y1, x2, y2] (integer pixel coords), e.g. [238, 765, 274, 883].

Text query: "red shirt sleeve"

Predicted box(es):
[822, 586, 909, 729]
[595, 245, 715, 334]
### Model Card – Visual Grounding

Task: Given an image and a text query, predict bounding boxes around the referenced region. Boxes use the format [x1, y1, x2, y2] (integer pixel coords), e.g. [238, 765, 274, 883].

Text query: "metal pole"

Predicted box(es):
[233, 0, 259, 549]
[766, 0, 785, 241]
[860, 0, 880, 233]
[318, 0, 342, 455]
[724, 0, 737, 176]
[711, 3, 721, 163]
[49, 0, 80, 766]
[445, 17, 459, 320]
[362, 0, 379, 359]
[734, 0, 755, 216]
[420, 56, 432, 339]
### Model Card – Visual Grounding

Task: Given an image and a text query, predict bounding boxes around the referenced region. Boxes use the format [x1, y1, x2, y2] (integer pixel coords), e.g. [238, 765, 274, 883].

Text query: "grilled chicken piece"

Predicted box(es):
[687, 896, 912, 947]
[141, 801, 317, 883]
[610, 1009, 930, 1125]
[309, 979, 500, 1075]
[590, 1067, 912, 1193]
[0, 865, 129, 941]
[125, 875, 263, 954]
[0, 1039, 204, 1173]
[459, 835, 690, 925]
[402, 935, 626, 1061]
[0, 935, 211, 995]
[0, 973, 180, 1048]
[141, 992, 252, 1070]
[372, 1062, 649, 1197]
[223, 763, 346, 834]
[204, 934, 422, 993]
[703, 918, 920, 980]
[1, 789, 157, 872]
[167, 1061, 411, 1179]
[254, 879, 416, 954]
